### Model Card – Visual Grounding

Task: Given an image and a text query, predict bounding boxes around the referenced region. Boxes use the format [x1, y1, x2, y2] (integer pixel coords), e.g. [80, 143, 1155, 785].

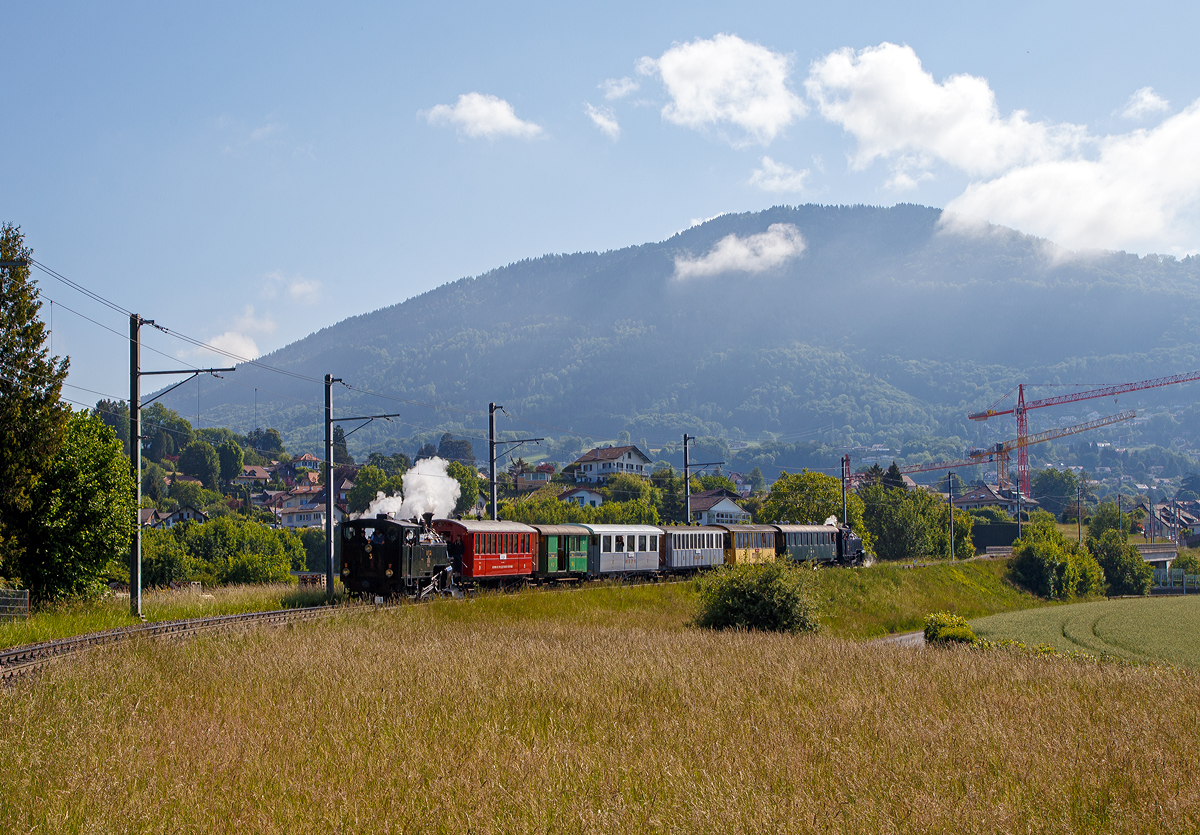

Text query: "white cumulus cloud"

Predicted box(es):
[806, 42, 1085, 180]
[806, 42, 1200, 253]
[262, 270, 321, 304]
[748, 156, 810, 193]
[1121, 86, 1170, 120]
[585, 104, 620, 139]
[203, 331, 262, 362]
[187, 306, 276, 362]
[422, 93, 543, 139]
[945, 100, 1200, 253]
[639, 34, 806, 146]
[601, 77, 639, 100]
[674, 223, 806, 279]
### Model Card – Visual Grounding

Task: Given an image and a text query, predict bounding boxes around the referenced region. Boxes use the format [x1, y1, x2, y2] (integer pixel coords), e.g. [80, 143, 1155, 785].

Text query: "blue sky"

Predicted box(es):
[4, 1, 1199, 401]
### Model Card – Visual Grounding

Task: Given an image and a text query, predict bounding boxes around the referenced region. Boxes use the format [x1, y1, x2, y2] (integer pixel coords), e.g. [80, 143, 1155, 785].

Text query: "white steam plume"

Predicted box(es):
[358, 457, 460, 520]
[824, 515, 838, 526]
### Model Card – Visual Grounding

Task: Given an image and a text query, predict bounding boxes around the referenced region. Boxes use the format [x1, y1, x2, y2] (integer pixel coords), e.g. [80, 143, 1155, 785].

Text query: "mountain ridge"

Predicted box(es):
[161, 203, 1200, 458]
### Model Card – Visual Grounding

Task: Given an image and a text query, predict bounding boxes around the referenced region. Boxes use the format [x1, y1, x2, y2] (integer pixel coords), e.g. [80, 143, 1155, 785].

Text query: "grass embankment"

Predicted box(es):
[3, 586, 1198, 833]
[0, 559, 1045, 650]
[972, 595, 1200, 668]
[0, 584, 330, 650]
[816, 558, 1046, 638]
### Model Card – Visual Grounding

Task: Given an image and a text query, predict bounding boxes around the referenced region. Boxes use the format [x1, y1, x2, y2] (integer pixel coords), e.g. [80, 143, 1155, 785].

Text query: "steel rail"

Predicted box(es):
[0, 604, 342, 682]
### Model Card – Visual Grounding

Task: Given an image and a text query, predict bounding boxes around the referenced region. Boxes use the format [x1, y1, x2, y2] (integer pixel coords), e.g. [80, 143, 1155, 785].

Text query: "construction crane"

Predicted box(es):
[968, 410, 1135, 491]
[969, 369, 1200, 496]
[849, 411, 1135, 489]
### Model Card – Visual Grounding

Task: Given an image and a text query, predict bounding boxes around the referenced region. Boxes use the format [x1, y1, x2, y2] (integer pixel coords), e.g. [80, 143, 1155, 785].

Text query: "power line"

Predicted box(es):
[29, 258, 132, 317]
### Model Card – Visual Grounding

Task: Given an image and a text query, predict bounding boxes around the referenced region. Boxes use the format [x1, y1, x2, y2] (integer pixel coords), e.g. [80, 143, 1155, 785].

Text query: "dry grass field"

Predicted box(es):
[972, 595, 1200, 667]
[3, 584, 1199, 834]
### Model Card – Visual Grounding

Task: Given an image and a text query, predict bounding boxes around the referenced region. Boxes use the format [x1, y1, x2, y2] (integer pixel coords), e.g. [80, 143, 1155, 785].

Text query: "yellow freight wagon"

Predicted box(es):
[716, 524, 778, 565]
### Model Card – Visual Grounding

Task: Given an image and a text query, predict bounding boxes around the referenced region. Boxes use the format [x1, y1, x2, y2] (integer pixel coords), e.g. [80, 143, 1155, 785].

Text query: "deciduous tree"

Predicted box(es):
[179, 440, 220, 490]
[217, 440, 244, 484]
[348, 466, 390, 513]
[447, 461, 480, 515]
[15, 411, 135, 601]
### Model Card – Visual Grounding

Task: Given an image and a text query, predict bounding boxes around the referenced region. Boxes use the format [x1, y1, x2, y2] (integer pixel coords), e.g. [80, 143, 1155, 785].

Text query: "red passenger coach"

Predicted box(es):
[432, 519, 537, 582]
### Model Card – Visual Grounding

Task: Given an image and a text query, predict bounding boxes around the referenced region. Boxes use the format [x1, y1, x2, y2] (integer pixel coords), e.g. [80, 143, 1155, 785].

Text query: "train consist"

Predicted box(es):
[340, 513, 864, 596]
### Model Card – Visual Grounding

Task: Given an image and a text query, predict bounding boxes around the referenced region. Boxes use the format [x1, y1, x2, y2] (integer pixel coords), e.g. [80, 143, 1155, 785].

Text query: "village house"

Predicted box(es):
[560, 486, 604, 508]
[952, 484, 1038, 516]
[276, 485, 348, 530]
[515, 463, 556, 492]
[571, 445, 652, 484]
[156, 505, 208, 528]
[235, 465, 272, 488]
[688, 488, 751, 525]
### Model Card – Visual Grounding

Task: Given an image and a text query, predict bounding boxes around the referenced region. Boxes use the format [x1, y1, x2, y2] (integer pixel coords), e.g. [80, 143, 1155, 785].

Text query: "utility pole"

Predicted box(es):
[681, 432, 722, 526]
[1016, 487, 1022, 539]
[324, 375, 340, 595]
[323, 376, 400, 596]
[1077, 479, 1082, 544]
[487, 403, 541, 521]
[948, 474, 955, 560]
[683, 434, 692, 524]
[129, 314, 234, 618]
[490, 403, 498, 520]
[130, 315, 142, 618]
[842, 454, 850, 527]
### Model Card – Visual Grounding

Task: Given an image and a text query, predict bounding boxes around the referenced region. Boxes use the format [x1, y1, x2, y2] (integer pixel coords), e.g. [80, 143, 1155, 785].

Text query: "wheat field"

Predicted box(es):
[2, 587, 1198, 834]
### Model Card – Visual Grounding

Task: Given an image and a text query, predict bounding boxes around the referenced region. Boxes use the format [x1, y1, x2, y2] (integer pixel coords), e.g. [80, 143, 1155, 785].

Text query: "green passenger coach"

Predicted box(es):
[774, 524, 841, 564]
[530, 524, 589, 576]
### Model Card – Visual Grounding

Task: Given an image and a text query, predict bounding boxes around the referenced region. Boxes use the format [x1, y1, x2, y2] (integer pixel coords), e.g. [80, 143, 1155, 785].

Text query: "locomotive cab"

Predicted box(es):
[340, 514, 451, 595]
[838, 526, 865, 565]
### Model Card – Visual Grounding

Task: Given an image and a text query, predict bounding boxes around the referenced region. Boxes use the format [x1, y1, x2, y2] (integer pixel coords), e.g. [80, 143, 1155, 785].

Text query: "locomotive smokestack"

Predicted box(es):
[422, 511, 434, 528]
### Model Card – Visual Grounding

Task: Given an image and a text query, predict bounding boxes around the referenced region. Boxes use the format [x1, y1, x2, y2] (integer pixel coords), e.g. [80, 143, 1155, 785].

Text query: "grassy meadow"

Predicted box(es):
[0, 583, 331, 650]
[972, 595, 1200, 667]
[3, 584, 1199, 834]
[816, 558, 1047, 638]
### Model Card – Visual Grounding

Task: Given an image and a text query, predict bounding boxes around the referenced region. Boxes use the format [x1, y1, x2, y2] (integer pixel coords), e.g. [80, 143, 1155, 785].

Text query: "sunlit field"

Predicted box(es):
[972, 595, 1200, 667]
[3, 585, 1198, 834]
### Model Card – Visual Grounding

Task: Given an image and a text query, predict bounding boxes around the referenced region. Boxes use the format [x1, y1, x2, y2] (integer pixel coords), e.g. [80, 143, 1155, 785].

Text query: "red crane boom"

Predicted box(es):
[846, 411, 1134, 489]
[968, 369, 1200, 495]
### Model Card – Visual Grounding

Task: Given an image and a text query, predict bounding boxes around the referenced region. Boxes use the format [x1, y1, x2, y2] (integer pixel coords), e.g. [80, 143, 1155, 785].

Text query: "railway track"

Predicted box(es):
[0, 604, 342, 682]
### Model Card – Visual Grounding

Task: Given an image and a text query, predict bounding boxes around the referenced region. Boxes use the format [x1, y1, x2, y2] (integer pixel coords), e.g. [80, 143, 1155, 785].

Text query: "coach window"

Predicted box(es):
[602, 536, 612, 552]
[638, 535, 647, 551]
[615, 535, 625, 551]
[650, 535, 657, 551]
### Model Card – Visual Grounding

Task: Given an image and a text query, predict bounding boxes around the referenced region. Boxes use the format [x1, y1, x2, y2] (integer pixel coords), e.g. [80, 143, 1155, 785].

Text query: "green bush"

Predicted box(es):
[924, 612, 976, 644]
[694, 561, 820, 634]
[1088, 530, 1153, 596]
[1010, 510, 1105, 599]
[1170, 551, 1200, 576]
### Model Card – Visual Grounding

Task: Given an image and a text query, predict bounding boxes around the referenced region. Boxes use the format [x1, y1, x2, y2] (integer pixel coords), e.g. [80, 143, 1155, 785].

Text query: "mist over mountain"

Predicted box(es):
[166, 204, 1200, 461]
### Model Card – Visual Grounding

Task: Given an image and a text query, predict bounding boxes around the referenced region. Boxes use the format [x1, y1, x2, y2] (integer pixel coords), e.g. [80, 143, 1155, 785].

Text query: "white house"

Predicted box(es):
[560, 487, 604, 508]
[154, 505, 208, 529]
[571, 445, 653, 484]
[688, 489, 750, 525]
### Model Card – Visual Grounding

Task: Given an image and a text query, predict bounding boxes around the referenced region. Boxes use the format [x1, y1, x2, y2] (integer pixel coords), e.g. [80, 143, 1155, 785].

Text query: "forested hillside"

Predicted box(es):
[163, 203, 1200, 465]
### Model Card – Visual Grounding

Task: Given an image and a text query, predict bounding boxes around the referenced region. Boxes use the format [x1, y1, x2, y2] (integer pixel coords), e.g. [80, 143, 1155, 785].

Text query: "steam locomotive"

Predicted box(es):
[339, 513, 864, 596]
